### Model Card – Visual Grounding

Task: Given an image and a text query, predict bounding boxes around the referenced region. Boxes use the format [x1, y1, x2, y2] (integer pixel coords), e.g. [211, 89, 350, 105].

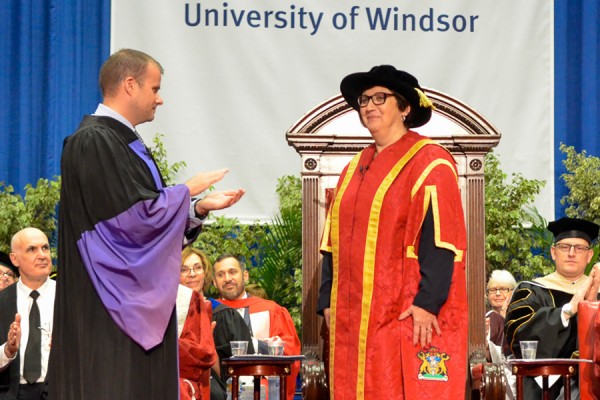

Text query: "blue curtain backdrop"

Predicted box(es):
[0, 0, 110, 191]
[0, 0, 598, 219]
[554, 0, 600, 216]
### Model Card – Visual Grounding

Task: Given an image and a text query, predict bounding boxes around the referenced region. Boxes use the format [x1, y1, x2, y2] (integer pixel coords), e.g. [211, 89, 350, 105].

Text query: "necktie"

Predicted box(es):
[243, 306, 254, 336]
[23, 290, 41, 384]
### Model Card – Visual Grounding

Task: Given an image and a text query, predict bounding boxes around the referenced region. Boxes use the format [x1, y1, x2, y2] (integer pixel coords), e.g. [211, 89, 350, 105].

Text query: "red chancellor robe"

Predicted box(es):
[321, 131, 468, 400]
[177, 286, 217, 400]
[219, 296, 301, 400]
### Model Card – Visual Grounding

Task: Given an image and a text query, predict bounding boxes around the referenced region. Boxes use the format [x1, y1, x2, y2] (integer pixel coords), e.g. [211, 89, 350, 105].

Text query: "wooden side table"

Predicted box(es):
[508, 358, 593, 400]
[223, 355, 305, 400]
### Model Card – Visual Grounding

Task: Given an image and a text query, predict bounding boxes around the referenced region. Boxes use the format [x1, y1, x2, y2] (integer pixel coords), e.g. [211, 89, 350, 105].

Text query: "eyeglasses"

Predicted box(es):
[554, 243, 591, 254]
[486, 287, 511, 295]
[0, 271, 15, 279]
[357, 92, 395, 107]
[180, 265, 204, 276]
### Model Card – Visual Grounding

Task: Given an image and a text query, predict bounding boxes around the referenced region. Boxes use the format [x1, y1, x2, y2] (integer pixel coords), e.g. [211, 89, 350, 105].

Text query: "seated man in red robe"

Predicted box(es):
[212, 254, 301, 400]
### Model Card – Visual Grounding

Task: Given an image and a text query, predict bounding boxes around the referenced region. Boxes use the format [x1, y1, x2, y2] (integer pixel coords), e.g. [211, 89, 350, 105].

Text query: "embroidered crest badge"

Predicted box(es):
[417, 346, 450, 381]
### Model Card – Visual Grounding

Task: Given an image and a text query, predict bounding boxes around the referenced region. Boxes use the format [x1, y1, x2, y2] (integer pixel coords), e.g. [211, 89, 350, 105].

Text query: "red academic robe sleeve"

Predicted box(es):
[267, 304, 301, 400]
[179, 291, 217, 400]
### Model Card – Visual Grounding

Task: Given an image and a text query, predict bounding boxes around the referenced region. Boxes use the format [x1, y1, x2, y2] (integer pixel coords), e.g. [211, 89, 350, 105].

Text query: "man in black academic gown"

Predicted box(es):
[505, 217, 600, 399]
[47, 49, 244, 400]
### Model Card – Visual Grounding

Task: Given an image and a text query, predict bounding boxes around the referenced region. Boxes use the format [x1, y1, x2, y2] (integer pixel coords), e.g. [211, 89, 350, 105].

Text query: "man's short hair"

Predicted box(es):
[99, 49, 164, 97]
[214, 253, 245, 271]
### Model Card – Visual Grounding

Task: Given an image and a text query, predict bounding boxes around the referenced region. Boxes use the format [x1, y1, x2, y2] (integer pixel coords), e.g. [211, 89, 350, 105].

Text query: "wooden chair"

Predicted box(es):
[286, 89, 502, 399]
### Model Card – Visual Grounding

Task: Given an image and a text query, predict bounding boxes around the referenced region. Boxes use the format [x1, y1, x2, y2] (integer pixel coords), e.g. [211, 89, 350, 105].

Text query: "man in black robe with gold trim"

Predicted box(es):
[505, 217, 600, 399]
[47, 49, 244, 399]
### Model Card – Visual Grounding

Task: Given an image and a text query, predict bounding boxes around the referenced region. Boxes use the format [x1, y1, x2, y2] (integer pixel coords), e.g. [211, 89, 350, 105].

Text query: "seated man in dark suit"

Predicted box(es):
[0, 228, 55, 400]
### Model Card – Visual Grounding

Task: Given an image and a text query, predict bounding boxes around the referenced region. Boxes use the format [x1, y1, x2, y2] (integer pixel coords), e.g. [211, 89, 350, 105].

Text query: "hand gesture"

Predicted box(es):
[399, 305, 441, 347]
[4, 314, 21, 358]
[195, 189, 245, 215]
[568, 272, 596, 316]
[500, 295, 511, 317]
[585, 263, 600, 301]
[323, 308, 331, 329]
[266, 335, 284, 345]
[185, 169, 229, 196]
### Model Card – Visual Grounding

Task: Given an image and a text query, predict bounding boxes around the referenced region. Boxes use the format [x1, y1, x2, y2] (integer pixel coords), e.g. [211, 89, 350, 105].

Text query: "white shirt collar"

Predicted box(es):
[17, 277, 51, 296]
[93, 103, 136, 132]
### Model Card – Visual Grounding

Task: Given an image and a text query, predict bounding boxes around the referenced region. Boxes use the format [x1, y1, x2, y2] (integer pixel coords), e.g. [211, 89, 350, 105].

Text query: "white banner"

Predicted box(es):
[111, 0, 553, 221]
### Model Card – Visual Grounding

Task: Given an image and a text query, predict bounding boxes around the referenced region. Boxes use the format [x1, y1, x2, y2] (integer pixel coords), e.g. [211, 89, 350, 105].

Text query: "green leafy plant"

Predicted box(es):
[250, 175, 303, 330]
[0, 178, 61, 257]
[150, 133, 187, 186]
[560, 143, 600, 223]
[484, 152, 553, 280]
[194, 216, 267, 298]
[559, 143, 600, 272]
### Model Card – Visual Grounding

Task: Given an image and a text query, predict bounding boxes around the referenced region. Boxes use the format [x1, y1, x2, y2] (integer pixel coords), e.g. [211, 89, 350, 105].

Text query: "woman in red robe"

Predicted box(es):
[317, 65, 468, 399]
[178, 248, 218, 400]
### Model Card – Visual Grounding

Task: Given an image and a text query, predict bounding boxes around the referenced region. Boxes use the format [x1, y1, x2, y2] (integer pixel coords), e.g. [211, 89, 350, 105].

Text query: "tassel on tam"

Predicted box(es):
[416, 88, 436, 110]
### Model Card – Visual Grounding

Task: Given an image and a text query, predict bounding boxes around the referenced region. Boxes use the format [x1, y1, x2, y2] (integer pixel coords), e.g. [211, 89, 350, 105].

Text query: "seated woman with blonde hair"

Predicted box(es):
[485, 269, 517, 361]
[177, 247, 217, 399]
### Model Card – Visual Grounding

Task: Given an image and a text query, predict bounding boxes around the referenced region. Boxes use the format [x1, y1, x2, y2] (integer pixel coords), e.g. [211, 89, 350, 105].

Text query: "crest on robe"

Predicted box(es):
[417, 346, 450, 381]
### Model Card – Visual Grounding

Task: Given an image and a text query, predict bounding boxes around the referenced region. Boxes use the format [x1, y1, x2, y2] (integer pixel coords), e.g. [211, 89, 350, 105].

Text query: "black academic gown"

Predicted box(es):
[0, 284, 19, 400]
[48, 116, 200, 400]
[211, 303, 254, 383]
[505, 281, 580, 399]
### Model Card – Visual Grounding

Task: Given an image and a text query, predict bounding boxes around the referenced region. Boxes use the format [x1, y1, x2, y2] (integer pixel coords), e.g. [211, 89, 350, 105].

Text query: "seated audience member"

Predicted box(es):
[0, 252, 18, 291]
[181, 247, 222, 308]
[178, 247, 218, 400]
[505, 217, 600, 399]
[212, 254, 301, 400]
[176, 283, 217, 400]
[244, 283, 267, 300]
[485, 269, 517, 361]
[180, 247, 252, 400]
[0, 228, 55, 400]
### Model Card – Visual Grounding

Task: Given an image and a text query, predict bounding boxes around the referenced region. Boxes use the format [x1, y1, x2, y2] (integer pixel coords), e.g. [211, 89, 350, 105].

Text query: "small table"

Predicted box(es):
[223, 355, 305, 400]
[508, 358, 593, 400]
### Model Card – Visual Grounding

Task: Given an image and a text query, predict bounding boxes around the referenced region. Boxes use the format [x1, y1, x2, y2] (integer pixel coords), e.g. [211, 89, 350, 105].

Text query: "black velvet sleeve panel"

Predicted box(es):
[413, 205, 455, 315]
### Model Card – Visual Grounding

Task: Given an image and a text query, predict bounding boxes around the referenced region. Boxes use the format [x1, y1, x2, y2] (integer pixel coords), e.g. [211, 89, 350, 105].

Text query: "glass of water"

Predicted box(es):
[519, 340, 538, 359]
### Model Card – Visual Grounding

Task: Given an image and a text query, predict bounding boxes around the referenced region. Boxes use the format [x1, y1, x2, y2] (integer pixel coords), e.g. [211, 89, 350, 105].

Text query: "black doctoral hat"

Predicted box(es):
[547, 217, 600, 244]
[339, 65, 435, 128]
[0, 251, 18, 277]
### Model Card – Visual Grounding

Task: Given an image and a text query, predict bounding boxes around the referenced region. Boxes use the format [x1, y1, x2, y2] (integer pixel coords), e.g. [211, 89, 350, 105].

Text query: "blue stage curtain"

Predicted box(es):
[554, 0, 600, 216]
[0, 0, 110, 192]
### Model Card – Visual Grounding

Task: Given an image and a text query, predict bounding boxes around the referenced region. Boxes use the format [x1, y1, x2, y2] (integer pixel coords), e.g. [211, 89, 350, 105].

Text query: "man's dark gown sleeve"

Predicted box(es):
[212, 303, 255, 382]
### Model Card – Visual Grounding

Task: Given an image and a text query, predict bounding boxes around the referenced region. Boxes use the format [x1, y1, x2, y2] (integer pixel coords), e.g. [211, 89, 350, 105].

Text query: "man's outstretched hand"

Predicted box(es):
[195, 189, 245, 216]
